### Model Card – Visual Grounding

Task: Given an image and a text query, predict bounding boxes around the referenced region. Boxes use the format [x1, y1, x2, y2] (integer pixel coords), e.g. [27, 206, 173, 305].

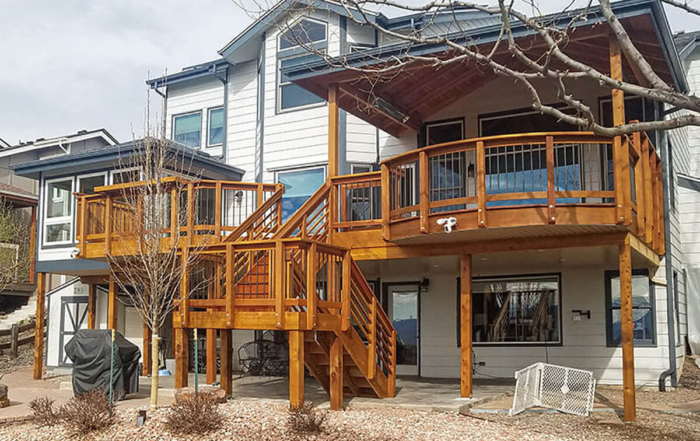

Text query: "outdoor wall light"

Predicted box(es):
[420, 278, 430, 292]
[468, 163, 475, 178]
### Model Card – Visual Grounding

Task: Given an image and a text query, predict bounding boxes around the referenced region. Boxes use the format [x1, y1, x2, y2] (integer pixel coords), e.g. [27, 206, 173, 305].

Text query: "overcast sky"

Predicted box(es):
[1, 0, 698, 146]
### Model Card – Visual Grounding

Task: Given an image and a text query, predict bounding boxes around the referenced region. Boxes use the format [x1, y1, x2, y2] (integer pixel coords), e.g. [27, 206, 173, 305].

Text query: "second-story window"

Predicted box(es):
[277, 18, 327, 112]
[208, 107, 224, 147]
[44, 178, 73, 245]
[173, 112, 202, 148]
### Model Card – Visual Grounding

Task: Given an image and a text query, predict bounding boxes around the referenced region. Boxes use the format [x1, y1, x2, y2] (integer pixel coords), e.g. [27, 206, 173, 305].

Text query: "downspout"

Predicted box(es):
[658, 103, 678, 390]
[153, 86, 168, 140]
[213, 65, 230, 164]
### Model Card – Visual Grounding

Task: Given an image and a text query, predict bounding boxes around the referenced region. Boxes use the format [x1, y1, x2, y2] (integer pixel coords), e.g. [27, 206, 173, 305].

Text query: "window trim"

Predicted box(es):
[77, 171, 107, 194]
[43, 176, 75, 247]
[110, 167, 141, 185]
[276, 52, 327, 114]
[457, 272, 564, 347]
[207, 106, 225, 148]
[350, 164, 373, 174]
[604, 269, 656, 348]
[277, 17, 328, 52]
[425, 118, 465, 146]
[172, 110, 203, 148]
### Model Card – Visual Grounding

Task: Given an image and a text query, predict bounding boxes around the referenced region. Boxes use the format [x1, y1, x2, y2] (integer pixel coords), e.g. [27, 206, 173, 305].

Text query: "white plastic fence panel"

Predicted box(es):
[510, 362, 596, 417]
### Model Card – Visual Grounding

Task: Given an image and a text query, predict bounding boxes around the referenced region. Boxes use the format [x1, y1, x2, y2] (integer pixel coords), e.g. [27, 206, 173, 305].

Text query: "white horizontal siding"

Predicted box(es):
[227, 60, 258, 181]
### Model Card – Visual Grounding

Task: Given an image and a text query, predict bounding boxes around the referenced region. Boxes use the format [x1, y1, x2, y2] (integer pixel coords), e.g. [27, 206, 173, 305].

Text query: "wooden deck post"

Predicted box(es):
[220, 329, 233, 397]
[381, 164, 391, 241]
[619, 235, 636, 422]
[546, 136, 556, 224]
[33, 272, 46, 380]
[206, 329, 217, 385]
[288, 330, 305, 409]
[609, 36, 629, 225]
[306, 243, 318, 330]
[142, 323, 152, 376]
[460, 254, 473, 398]
[107, 275, 118, 330]
[328, 84, 339, 178]
[87, 283, 96, 329]
[329, 335, 344, 410]
[174, 327, 189, 389]
[641, 136, 654, 244]
[476, 141, 487, 228]
[419, 151, 429, 233]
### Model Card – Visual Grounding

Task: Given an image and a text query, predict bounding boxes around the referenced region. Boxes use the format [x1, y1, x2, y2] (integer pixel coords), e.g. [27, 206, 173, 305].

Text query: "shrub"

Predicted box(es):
[287, 402, 327, 434]
[58, 389, 115, 436]
[29, 396, 60, 427]
[165, 391, 224, 435]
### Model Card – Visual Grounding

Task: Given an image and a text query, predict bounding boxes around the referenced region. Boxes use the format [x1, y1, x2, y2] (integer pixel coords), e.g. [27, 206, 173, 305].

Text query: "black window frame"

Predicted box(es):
[604, 269, 656, 348]
[457, 272, 563, 347]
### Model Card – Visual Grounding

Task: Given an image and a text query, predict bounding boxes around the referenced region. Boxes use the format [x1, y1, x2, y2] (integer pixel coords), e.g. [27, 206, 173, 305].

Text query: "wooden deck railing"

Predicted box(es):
[331, 172, 382, 233]
[375, 131, 664, 252]
[75, 178, 283, 258]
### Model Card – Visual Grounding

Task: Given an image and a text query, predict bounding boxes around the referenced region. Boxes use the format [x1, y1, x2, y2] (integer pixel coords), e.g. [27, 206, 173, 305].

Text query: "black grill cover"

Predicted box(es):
[65, 329, 141, 398]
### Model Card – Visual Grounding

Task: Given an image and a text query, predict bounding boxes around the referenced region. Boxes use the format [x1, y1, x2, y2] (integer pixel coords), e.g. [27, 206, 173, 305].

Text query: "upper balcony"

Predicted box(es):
[329, 130, 664, 258]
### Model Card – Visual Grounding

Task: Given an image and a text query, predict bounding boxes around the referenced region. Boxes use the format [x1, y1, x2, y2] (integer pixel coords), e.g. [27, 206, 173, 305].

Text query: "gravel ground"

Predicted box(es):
[0, 340, 33, 376]
[478, 410, 700, 441]
[0, 402, 565, 441]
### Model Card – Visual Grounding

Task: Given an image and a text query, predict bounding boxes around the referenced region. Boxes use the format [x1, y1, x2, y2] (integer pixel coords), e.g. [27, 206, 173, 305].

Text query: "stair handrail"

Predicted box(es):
[274, 181, 332, 241]
[222, 186, 285, 243]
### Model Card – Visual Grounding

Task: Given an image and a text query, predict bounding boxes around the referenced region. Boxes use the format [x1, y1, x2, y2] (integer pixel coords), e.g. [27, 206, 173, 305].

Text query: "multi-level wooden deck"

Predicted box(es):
[64, 128, 663, 412]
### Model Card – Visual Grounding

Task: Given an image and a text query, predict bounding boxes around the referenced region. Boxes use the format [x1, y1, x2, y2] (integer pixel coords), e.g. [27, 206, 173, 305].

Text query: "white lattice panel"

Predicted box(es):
[510, 363, 596, 417]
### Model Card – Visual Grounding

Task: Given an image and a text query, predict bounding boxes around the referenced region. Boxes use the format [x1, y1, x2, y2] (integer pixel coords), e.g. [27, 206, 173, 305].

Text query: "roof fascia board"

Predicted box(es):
[218, 0, 378, 59]
[0, 130, 117, 160]
[148, 60, 230, 89]
[284, 0, 682, 88]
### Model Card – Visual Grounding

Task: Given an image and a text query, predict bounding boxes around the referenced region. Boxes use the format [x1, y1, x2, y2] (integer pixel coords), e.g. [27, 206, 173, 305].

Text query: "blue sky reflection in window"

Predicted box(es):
[278, 168, 325, 221]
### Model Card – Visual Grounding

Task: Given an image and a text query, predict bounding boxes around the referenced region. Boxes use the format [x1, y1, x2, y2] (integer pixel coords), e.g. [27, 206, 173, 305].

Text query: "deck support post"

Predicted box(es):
[142, 323, 152, 376]
[87, 283, 96, 329]
[174, 327, 189, 389]
[220, 329, 233, 397]
[107, 275, 118, 330]
[609, 35, 630, 225]
[460, 254, 473, 398]
[207, 329, 218, 385]
[29, 206, 37, 284]
[619, 235, 636, 422]
[288, 330, 305, 409]
[329, 335, 344, 410]
[33, 272, 46, 380]
[328, 84, 339, 178]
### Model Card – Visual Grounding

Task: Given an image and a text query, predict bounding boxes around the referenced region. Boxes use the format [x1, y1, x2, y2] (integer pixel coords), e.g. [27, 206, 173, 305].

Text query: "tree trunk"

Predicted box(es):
[150, 334, 159, 408]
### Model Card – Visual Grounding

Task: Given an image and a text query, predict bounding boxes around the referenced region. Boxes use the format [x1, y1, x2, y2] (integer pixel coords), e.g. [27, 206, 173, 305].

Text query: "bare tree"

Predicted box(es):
[241, 0, 700, 137]
[105, 91, 208, 408]
[0, 199, 31, 295]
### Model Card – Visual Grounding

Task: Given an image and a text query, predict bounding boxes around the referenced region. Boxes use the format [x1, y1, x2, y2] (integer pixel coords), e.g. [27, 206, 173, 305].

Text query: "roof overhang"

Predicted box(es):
[0, 185, 37, 208]
[11, 140, 245, 181]
[0, 129, 118, 159]
[147, 59, 230, 89]
[284, 0, 688, 137]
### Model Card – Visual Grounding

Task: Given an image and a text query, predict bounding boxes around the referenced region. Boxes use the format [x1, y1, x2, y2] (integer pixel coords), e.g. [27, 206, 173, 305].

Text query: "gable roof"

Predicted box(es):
[11, 139, 244, 181]
[0, 129, 118, 159]
[675, 30, 700, 60]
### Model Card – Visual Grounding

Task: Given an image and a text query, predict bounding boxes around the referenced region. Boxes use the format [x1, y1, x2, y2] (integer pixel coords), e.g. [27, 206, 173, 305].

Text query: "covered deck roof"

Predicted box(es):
[283, 0, 685, 138]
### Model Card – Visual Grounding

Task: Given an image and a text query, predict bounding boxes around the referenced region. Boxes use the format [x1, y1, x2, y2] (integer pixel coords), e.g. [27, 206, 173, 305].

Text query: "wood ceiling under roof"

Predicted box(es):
[293, 14, 675, 137]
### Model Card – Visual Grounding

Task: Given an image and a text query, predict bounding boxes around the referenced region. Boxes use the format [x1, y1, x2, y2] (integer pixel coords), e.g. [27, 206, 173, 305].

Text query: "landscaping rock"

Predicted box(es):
[0, 383, 9, 408]
[174, 386, 227, 404]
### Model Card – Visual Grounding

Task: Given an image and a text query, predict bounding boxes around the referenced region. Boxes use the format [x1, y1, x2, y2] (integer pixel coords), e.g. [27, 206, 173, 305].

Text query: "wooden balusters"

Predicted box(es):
[368, 300, 377, 380]
[215, 182, 222, 240]
[104, 195, 113, 254]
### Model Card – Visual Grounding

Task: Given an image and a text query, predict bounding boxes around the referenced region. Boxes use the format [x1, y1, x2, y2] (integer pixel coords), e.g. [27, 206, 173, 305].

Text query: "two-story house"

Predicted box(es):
[19, 0, 697, 422]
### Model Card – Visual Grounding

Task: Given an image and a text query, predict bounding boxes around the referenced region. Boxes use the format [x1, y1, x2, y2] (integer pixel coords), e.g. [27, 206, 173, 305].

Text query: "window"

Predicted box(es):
[78, 174, 106, 194]
[605, 270, 655, 347]
[351, 164, 372, 174]
[425, 119, 464, 146]
[276, 167, 326, 221]
[173, 112, 202, 148]
[208, 107, 224, 146]
[44, 178, 73, 245]
[111, 169, 140, 185]
[278, 18, 327, 50]
[459, 274, 562, 346]
[278, 54, 325, 111]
